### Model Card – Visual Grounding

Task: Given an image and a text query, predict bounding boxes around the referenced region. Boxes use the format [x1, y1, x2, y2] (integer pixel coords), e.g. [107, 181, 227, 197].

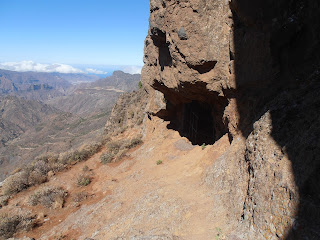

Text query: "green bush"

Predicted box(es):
[156, 160, 163, 165]
[138, 81, 142, 89]
[77, 174, 91, 187]
[201, 143, 206, 150]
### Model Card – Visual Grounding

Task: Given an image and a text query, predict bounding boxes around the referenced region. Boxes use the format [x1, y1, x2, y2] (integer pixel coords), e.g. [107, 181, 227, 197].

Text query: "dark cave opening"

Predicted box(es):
[156, 90, 228, 145]
[154, 82, 229, 146]
[163, 98, 228, 146]
[180, 101, 215, 145]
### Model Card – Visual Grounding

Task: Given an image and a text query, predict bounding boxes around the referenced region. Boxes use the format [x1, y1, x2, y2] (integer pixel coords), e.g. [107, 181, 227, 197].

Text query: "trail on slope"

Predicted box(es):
[10, 117, 230, 240]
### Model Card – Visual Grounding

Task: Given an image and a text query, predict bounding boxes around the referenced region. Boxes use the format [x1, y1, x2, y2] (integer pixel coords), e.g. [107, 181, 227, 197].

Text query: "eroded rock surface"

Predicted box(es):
[142, 0, 320, 239]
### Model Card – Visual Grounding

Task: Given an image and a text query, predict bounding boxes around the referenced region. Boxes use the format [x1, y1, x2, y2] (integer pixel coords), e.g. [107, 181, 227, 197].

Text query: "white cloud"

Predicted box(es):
[85, 68, 107, 74]
[0, 61, 107, 75]
[121, 66, 142, 74]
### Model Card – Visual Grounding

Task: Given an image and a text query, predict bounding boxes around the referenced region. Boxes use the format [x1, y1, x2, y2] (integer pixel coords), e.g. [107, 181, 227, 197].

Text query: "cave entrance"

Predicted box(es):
[181, 101, 215, 145]
[153, 81, 229, 146]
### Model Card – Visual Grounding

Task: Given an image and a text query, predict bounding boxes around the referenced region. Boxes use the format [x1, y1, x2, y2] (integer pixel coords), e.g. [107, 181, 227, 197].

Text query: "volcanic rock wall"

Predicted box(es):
[142, 0, 320, 239]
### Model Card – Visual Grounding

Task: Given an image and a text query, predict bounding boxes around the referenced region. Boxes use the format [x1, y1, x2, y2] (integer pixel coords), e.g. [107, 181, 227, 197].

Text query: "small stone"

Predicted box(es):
[178, 27, 188, 40]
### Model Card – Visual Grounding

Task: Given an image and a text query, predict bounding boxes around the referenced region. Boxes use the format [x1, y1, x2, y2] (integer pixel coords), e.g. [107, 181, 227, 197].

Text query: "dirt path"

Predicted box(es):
[9, 117, 231, 239]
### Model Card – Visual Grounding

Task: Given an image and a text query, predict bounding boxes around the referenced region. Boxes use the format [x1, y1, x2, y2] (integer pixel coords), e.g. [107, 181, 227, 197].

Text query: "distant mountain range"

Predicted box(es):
[0, 69, 101, 101]
[47, 71, 140, 116]
[0, 70, 140, 181]
[78, 70, 141, 92]
[0, 96, 59, 146]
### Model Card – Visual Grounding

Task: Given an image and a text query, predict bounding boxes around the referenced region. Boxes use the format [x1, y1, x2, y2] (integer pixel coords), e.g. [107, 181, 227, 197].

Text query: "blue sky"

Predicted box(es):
[0, 0, 150, 68]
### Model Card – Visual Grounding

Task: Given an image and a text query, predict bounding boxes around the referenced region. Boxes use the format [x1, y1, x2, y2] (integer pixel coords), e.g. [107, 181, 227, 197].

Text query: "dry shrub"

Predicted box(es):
[32, 159, 50, 175]
[2, 172, 29, 196]
[27, 154, 65, 186]
[125, 136, 143, 149]
[1, 142, 102, 198]
[0, 195, 9, 208]
[72, 191, 88, 203]
[28, 169, 47, 186]
[100, 152, 115, 164]
[83, 142, 102, 156]
[107, 141, 123, 154]
[101, 136, 143, 164]
[54, 234, 67, 240]
[59, 150, 75, 165]
[59, 142, 102, 165]
[0, 212, 36, 239]
[2, 157, 56, 196]
[114, 149, 127, 162]
[28, 186, 67, 208]
[82, 165, 90, 172]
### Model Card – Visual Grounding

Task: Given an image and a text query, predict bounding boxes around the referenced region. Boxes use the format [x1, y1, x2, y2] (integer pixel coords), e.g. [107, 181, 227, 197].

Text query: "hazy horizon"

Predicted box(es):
[0, 60, 143, 76]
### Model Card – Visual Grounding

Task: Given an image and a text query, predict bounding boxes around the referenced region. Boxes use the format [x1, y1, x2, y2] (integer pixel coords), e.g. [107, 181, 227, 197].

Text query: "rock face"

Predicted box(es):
[142, 0, 320, 239]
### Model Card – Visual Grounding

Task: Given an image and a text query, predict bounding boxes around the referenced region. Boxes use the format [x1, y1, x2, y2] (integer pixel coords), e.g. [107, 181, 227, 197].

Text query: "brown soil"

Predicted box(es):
[2, 116, 231, 239]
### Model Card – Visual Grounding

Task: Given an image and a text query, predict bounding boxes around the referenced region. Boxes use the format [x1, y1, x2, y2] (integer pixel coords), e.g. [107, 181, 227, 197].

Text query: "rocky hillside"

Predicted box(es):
[0, 96, 59, 146]
[0, 71, 141, 182]
[142, 0, 320, 239]
[78, 70, 141, 92]
[0, 0, 319, 240]
[0, 69, 71, 100]
[47, 71, 140, 117]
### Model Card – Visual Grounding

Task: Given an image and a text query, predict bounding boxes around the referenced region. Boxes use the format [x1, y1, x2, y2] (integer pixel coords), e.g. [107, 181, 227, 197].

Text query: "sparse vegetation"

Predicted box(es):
[125, 136, 143, 149]
[28, 186, 67, 208]
[215, 227, 224, 240]
[2, 154, 63, 196]
[0, 212, 36, 239]
[0, 195, 9, 208]
[2, 171, 29, 196]
[1, 142, 103, 198]
[77, 174, 91, 187]
[156, 160, 163, 165]
[138, 81, 142, 89]
[72, 191, 89, 203]
[82, 165, 90, 172]
[53, 234, 67, 240]
[201, 143, 206, 150]
[100, 152, 115, 164]
[115, 149, 127, 161]
[104, 87, 149, 136]
[60, 142, 102, 164]
[107, 141, 122, 154]
[101, 135, 143, 164]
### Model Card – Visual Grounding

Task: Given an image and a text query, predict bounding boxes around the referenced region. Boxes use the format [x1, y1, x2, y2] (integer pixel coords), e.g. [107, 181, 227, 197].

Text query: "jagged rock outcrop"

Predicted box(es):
[142, 0, 320, 239]
[104, 88, 150, 135]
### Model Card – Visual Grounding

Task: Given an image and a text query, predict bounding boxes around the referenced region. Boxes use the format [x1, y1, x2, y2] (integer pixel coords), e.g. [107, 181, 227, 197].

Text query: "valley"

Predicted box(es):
[0, 70, 140, 181]
[1, 0, 320, 239]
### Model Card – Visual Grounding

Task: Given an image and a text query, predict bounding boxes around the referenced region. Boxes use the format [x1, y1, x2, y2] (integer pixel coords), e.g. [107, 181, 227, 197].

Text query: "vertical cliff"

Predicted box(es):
[141, 0, 320, 239]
